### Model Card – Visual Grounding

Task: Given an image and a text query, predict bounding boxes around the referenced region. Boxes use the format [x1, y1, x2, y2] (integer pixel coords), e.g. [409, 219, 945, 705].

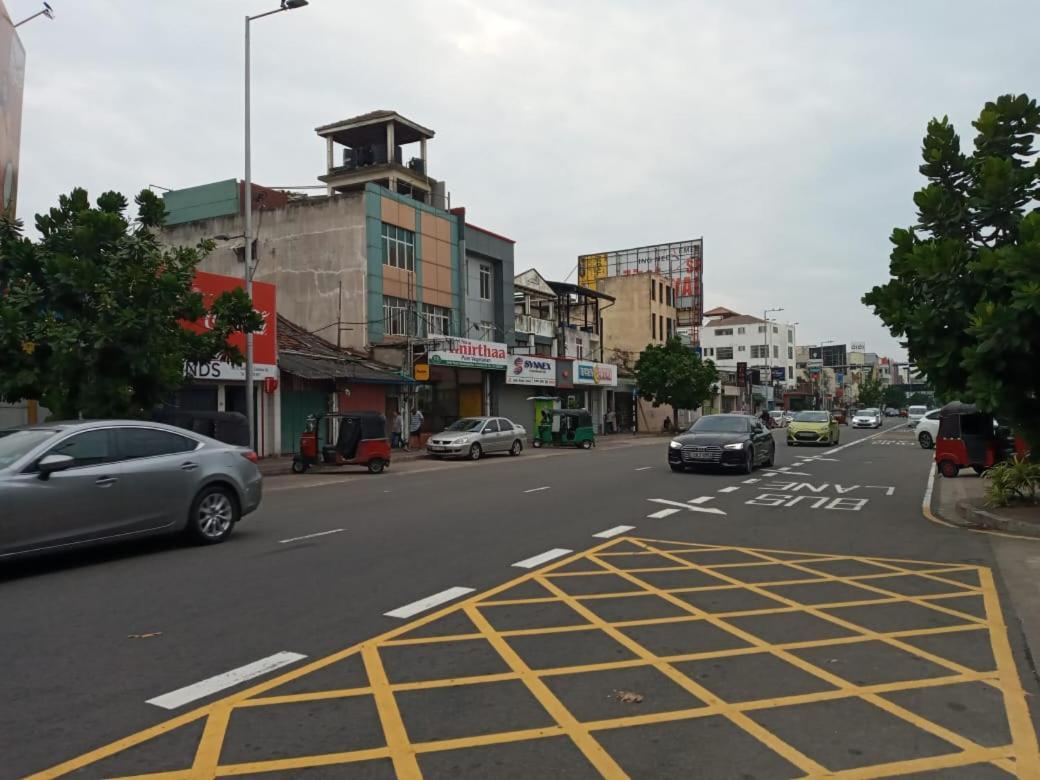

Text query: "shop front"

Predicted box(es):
[421, 337, 508, 431]
[550, 359, 617, 433]
[498, 354, 558, 434]
[176, 271, 280, 455]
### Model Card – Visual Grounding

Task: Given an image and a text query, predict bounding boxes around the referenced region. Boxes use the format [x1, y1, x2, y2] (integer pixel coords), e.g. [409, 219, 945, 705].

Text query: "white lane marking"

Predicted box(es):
[524, 486, 551, 493]
[648, 498, 726, 516]
[824, 426, 905, 455]
[513, 548, 573, 569]
[718, 486, 739, 493]
[777, 467, 791, 472]
[649, 508, 680, 519]
[743, 478, 760, 484]
[594, 525, 636, 538]
[146, 652, 306, 710]
[384, 587, 475, 619]
[634, 466, 653, 471]
[278, 528, 345, 544]
[688, 496, 714, 504]
[923, 461, 936, 513]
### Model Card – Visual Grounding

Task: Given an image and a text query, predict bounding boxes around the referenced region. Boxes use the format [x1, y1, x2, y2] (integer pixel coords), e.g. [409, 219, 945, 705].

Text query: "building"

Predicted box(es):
[598, 272, 691, 432]
[699, 308, 798, 404]
[162, 111, 499, 441]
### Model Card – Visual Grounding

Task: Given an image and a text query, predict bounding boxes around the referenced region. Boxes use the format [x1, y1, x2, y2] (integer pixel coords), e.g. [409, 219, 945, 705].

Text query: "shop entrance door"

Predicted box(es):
[459, 385, 483, 417]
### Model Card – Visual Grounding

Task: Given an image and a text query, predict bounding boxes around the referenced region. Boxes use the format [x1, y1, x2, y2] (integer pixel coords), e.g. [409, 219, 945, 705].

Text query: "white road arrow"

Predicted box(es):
[648, 498, 727, 516]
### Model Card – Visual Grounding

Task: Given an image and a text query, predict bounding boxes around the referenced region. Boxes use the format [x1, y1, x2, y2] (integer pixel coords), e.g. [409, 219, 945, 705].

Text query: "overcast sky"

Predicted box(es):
[13, 0, 1040, 358]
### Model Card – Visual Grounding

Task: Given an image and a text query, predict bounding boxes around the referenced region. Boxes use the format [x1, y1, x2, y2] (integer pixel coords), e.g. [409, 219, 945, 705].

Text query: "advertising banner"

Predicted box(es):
[771, 366, 786, 382]
[429, 338, 508, 370]
[574, 361, 617, 387]
[506, 355, 557, 386]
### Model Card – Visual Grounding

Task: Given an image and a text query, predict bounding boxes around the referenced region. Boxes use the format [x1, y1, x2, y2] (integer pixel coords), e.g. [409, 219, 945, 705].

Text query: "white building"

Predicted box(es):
[698, 307, 797, 388]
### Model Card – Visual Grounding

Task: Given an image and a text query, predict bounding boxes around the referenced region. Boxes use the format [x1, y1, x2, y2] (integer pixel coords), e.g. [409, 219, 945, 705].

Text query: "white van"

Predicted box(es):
[907, 405, 928, 428]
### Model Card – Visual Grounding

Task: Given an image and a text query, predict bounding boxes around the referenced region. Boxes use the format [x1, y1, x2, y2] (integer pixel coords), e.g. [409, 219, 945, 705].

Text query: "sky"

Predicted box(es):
[11, 0, 1040, 360]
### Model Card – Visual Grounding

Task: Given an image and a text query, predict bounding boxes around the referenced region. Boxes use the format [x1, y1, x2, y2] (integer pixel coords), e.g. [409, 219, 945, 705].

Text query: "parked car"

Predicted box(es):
[782, 410, 796, 425]
[907, 405, 928, 428]
[426, 417, 526, 460]
[852, 408, 883, 429]
[668, 414, 775, 474]
[787, 410, 840, 446]
[768, 410, 786, 428]
[0, 420, 262, 560]
[884, 407, 899, 417]
[916, 409, 941, 449]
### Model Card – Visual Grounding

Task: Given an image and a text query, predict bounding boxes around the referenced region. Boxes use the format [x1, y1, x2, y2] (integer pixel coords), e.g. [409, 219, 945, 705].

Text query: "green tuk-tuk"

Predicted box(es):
[532, 408, 596, 449]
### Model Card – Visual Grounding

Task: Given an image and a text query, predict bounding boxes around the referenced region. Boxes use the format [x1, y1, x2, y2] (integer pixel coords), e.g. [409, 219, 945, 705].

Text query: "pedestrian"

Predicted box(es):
[760, 409, 773, 429]
[390, 409, 403, 449]
[410, 407, 424, 449]
[606, 408, 617, 434]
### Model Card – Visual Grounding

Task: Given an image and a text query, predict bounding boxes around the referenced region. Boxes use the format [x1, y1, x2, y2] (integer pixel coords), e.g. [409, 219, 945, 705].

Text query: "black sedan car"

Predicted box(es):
[668, 414, 776, 473]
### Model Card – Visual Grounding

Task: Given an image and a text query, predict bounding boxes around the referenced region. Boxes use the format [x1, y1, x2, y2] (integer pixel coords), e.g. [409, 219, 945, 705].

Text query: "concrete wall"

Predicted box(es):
[599, 272, 676, 372]
[462, 225, 515, 345]
[163, 192, 369, 350]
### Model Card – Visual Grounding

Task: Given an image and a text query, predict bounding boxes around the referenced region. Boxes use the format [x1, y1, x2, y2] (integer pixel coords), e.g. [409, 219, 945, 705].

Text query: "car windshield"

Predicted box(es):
[0, 429, 58, 469]
[793, 411, 830, 423]
[691, 416, 748, 433]
[446, 418, 485, 432]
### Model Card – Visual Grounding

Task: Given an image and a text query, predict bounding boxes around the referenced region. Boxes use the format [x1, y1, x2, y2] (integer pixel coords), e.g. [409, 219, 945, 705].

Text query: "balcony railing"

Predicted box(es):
[515, 314, 555, 338]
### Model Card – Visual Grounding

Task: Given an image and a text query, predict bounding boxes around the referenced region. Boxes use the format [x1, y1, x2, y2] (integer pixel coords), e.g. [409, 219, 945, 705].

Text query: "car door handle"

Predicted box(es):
[180, 462, 199, 471]
[95, 476, 117, 487]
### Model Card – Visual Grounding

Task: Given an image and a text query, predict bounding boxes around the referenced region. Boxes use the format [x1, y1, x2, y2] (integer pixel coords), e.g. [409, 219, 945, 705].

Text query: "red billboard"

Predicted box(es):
[0, 4, 25, 216]
[183, 271, 277, 367]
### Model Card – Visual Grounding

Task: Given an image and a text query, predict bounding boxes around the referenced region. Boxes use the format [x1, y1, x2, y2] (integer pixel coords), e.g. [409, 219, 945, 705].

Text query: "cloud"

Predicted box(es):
[14, 0, 1040, 359]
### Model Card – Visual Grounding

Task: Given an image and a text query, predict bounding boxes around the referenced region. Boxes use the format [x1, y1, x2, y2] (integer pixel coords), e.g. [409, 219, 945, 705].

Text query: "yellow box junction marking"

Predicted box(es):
[29, 538, 1040, 779]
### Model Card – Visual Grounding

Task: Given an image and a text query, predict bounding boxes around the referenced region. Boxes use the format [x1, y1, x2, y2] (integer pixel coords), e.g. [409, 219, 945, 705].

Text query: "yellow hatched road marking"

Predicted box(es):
[361, 644, 422, 779]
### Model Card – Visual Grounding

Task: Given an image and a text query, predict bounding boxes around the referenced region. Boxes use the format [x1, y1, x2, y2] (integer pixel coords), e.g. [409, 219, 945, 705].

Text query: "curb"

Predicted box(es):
[922, 464, 1040, 542]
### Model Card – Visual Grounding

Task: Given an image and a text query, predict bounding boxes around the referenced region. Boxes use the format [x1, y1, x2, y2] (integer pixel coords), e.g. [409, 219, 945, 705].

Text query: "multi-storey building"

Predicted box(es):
[699, 307, 798, 390]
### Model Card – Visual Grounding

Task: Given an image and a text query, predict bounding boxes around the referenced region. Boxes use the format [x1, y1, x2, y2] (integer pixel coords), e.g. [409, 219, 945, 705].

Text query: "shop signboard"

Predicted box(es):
[506, 355, 557, 387]
[736, 361, 747, 387]
[771, 366, 786, 382]
[428, 337, 508, 370]
[181, 271, 277, 380]
[573, 361, 617, 387]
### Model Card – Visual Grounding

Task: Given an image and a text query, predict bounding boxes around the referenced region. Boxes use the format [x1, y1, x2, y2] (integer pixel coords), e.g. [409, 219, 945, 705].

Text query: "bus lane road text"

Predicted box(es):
[745, 481, 895, 512]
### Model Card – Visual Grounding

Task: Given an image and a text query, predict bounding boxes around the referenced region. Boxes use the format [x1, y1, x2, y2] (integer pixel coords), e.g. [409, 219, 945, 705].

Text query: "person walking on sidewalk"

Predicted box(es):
[390, 409, 403, 449]
[409, 408, 424, 449]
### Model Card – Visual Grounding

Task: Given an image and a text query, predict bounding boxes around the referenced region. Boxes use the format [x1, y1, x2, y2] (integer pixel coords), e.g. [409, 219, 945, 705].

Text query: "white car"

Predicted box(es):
[907, 405, 928, 428]
[851, 408, 882, 429]
[916, 409, 941, 449]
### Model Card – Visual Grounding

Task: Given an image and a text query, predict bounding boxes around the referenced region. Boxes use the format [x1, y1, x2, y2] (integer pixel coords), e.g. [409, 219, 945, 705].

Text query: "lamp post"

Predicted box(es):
[14, 2, 54, 27]
[762, 306, 783, 407]
[243, 0, 308, 449]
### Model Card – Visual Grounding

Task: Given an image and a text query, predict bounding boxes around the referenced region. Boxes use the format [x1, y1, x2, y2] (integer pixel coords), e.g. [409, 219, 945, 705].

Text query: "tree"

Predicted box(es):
[908, 392, 932, 407]
[882, 384, 907, 410]
[863, 94, 1040, 446]
[635, 337, 718, 429]
[856, 375, 885, 408]
[0, 188, 263, 419]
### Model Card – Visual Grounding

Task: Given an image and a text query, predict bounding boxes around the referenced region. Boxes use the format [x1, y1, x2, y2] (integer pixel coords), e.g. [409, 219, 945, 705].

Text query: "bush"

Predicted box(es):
[985, 456, 1040, 507]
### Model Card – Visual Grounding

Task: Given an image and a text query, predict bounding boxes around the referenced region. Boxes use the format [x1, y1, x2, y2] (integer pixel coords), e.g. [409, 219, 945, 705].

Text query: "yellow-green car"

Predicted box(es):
[787, 410, 840, 446]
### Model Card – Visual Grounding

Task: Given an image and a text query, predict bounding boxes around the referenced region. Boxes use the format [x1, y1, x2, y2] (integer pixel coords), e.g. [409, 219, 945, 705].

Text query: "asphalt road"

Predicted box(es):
[3, 425, 1039, 778]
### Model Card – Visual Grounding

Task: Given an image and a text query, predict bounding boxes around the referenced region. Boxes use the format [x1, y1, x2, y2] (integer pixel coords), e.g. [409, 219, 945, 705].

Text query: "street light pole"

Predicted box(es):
[763, 306, 783, 408]
[242, 0, 308, 450]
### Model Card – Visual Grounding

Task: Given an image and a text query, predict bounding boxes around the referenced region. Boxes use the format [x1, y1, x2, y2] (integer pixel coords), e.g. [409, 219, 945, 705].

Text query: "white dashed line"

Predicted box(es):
[718, 486, 739, 493]
[688, 496, 714, 504]
[648, 508, 680, 519]
[146, 652, 307, 710]
[384, 587, 475, 619]
[523, 486, 551, 493]
[278, 528, 345, 544]
[594, 525, 636, 538]
[512, 548, 573, 569]
[743, 478, 760, 484]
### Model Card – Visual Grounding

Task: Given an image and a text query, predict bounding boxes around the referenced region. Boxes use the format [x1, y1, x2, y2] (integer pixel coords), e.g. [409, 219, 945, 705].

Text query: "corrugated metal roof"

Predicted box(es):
[277, 315, 409, 383]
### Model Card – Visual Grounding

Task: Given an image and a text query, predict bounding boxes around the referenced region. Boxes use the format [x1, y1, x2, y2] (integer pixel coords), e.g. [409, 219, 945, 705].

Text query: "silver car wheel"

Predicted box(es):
[197, 493, 233, 539]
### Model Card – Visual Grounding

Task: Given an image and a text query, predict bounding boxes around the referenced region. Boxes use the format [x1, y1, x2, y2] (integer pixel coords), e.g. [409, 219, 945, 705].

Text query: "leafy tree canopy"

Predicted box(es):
[0, 188, 263, 419]
[882, 384, 908, 409]
[635, 337, 718, 427]
[856, 375, 885, 408]
[863, 94, 1040, 446]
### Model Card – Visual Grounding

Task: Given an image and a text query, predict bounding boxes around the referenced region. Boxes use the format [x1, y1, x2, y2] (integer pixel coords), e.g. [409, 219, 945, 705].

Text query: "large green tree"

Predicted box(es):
[635, 337, 718, 429]
[0, 188, 262, 419]
[856, 374, 885, 408]
[882, 384, 907, 410]
[863, 94, 1040, 446]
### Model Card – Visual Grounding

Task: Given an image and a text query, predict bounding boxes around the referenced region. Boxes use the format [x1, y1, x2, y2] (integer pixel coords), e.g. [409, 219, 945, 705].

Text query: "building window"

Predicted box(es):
[479, 263, 492, 301]
[715, 328, 733, 336]
[773, 345, 779, 359]
[787, 366, 792, 380]
[717, 346, 734, 360]
[650, 278, 656, 301]
[652, 314, 657, 340]
[739, 344, 747, 352]
[478, 321, 495, 341]
[383, 295, 410, 336]
[737, 327, 745, 335]
[577, 342, 585, 359]
[659, 315, 664, 340]
[788, 330, 794, 343]
[659, 281, 664, 302]
[381, 224, 415, 271]
[757, 325, 765, 333]
[750, 344, 767, 359]
[421, 303, 451, 337]
[666, 287, 672, 306]
[666, 317, 673, 338]
[773, 325, 779, 334]
[788, 346, 793, 359]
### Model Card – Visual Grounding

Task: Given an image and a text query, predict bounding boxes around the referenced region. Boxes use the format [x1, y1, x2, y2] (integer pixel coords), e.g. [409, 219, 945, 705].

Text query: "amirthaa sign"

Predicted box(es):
[429, 338, 508, 370]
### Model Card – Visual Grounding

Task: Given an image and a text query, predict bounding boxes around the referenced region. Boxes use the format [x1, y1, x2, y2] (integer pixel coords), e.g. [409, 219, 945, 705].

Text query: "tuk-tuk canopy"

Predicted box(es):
[938, 402, 993, 439]
[939, 402, 980, 418]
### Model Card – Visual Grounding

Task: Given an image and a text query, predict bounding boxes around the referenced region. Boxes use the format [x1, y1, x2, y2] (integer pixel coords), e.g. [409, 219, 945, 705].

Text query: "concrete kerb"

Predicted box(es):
[925, 464, 1040, 540]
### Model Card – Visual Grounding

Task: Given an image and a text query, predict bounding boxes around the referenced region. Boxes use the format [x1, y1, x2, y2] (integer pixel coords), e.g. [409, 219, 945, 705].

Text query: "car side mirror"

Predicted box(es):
[37, 453, 75, 480]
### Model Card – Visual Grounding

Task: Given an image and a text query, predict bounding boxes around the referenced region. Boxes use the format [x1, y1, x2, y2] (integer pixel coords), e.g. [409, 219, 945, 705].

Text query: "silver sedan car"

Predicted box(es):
[426, 416, 527, 460]
[0, 420, 262, 560]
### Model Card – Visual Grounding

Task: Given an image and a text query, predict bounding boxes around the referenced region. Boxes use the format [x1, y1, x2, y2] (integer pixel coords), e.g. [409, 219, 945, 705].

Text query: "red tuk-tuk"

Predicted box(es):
[934, 402, 1027, 478]
[292, 411, 391, 474]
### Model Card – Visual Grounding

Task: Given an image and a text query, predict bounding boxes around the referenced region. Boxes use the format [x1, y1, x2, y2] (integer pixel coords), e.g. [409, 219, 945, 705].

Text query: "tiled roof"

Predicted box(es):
[277, 316, 409, 383]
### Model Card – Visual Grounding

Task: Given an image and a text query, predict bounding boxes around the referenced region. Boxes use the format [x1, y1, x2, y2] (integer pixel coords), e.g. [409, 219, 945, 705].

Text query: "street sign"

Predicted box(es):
[413, 363, 430, 381]
[736, 361, 747, 386]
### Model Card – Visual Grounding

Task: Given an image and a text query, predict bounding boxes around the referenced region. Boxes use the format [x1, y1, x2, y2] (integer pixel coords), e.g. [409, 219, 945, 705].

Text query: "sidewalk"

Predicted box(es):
[259, 431, 670, 477]
[931, 469, 1040, 538]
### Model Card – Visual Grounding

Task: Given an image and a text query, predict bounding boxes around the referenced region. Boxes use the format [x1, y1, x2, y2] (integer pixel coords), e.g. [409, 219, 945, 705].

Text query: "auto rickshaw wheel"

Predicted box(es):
[291, 458, 308, 474]
[939, 460, 960, 478]
[580, 439, 592, 449]
[368, 458, 385, 474]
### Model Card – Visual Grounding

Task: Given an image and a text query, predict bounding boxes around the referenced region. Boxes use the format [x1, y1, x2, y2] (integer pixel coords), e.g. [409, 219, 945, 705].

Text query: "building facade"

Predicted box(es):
[699, 307, 798, 394]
